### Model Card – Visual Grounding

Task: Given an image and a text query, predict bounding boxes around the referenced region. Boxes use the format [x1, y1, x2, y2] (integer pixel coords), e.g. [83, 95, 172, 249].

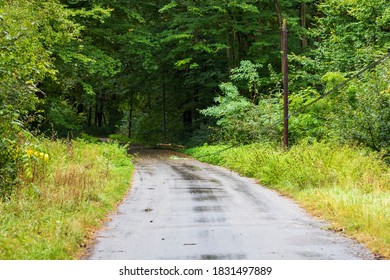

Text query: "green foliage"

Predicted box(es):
[327, 61, 390, 155]
[286, 0, 389, 151]
[230, 60, 263, 98]
[77, 133, 100, 143]
[151, 0, 313, 143]
[187, 142, 389, 193]
[1, 0, 389, 154]
[314, 0, 389, 71]
[70, 5, 113, 23]
[108, 134, 132, 143]
[0, 140, 133, 259]
[0, 0, 84, 197]
[200, 61, 281, 144]
[0, 107, 21, 199]
[201, 82, 255, 143]
[0, 0, 79, 110]
[0, 105, 47, 200]
[288, 87, 328, 143]
[43, 98, 85, 138]
[286, 60, 390, 153]
[130, 110, 166, 144]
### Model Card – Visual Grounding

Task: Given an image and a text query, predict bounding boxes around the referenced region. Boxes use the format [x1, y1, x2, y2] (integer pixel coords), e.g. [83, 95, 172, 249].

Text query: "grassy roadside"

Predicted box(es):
[0, 140, 133, 259]
[185, 142, 390, 259]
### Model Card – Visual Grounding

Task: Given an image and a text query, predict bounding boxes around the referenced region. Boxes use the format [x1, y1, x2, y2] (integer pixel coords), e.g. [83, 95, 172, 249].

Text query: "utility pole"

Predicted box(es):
[162, 72, 167, 143]
[128, 91, 133, 139]
[282, 19, 289, 148]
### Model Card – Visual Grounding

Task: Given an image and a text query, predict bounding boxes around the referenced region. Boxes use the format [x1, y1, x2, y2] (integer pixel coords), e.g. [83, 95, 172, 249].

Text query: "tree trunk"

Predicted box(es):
[128, 91, 133, 138]
[227, 30, 235, 71]
[274, 0, 282, 29]
[274, 0, 283, 50]
[94, 95, 99, 126]
[282, 19, 289, 148]
[162, 73, 167, 142]
[95, 95, 104, 128]
[300, 3, 308, 48]
[88, 106, 92, 127]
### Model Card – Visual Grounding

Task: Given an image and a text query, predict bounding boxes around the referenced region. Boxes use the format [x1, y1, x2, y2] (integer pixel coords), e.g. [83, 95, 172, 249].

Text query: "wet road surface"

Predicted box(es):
[88, 149, 374, 260]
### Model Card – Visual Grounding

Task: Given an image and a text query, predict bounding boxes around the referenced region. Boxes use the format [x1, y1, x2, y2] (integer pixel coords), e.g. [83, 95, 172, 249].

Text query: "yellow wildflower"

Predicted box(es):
[44, 154, 49, 161]
[34, 151, 39, 157]
[26, 149, 34, 157]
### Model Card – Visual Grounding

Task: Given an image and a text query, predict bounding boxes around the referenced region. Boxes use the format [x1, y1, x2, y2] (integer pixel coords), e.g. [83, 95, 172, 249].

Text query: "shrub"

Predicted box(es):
[0, 106, 24, 199]
[42, 98, 85, 138]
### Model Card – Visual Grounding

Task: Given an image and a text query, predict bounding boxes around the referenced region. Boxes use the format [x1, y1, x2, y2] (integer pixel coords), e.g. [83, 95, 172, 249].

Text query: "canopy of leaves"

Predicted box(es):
[1, 0, 390, 195]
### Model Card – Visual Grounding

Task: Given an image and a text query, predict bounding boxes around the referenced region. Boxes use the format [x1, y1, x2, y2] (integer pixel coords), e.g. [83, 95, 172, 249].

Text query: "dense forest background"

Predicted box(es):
[1, 0, 389, 192]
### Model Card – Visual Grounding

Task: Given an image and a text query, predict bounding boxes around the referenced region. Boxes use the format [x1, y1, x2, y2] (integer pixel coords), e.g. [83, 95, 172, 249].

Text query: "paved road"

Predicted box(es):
[88, 149, 374, 260]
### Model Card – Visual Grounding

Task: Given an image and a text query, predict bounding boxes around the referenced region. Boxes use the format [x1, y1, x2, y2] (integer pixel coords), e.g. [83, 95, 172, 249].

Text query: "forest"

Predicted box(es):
[1, 0, 389, 146]
[0, 0, 389, 259]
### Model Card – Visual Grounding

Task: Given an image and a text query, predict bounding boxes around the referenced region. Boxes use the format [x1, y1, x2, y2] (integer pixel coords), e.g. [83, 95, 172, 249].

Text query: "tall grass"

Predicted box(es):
[186, 142, 390, 258]
[0, 140, 133, 259]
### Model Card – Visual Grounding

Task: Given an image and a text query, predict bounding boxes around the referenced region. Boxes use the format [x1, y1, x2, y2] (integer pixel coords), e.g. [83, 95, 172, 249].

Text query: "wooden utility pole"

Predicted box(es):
[274, 0, 288, 147]
[128, 91, 133, 138]
[162, 73, 167, 143]
[282, 19, 289, 148]
[300, 3, 308, 48]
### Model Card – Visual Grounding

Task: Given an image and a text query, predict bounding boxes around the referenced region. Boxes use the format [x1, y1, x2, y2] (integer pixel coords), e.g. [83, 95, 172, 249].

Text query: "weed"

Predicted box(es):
[0, 140, 133, 259]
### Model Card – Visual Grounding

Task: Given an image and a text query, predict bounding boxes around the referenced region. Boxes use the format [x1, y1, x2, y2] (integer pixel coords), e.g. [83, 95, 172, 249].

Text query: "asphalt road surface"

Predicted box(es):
[88, 149, 374, 260]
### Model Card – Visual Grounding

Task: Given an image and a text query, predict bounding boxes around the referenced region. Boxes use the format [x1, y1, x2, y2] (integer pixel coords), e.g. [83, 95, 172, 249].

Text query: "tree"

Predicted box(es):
[0, 0, 79, 197]
[313, 0, 389, 71]
[201, 61, 281, 144]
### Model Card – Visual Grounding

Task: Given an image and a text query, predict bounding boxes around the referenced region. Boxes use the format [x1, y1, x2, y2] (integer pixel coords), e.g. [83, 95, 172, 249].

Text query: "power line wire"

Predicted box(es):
[196, 51, 390, 158]
[287, 51, 390, 120]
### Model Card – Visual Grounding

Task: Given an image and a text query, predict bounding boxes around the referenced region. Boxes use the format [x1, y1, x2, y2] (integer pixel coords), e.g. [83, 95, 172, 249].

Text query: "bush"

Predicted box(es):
[327, 61, 390, 156]
[201, 82, 281, 144]
[108, 134, 132, 143]
[42, 98, 85, 138]
[0, 106, 23, 199]
[200, 61, 282, 145]
[0, 140, 133, 259]
[77, 133, 100, 143]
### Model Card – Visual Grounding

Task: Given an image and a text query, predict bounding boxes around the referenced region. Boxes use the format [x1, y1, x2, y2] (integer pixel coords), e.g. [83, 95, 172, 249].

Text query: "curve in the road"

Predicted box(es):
[87, 149, 374, 260]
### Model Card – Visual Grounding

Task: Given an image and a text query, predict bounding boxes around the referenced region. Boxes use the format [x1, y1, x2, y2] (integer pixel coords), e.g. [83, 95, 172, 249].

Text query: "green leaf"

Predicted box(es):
[159, 1, 178, 13]
[175, 58, 193, 68]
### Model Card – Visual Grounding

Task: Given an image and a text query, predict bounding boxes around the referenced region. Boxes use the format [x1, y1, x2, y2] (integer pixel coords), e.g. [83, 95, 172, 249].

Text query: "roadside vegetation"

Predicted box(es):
[186, 143, 390, 259]
[0, 140, 133, 259]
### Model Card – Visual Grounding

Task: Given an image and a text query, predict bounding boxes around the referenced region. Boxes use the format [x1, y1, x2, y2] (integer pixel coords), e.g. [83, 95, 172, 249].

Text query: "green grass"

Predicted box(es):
[186, 142, 390, 259]
[0, 140, 133, 259]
